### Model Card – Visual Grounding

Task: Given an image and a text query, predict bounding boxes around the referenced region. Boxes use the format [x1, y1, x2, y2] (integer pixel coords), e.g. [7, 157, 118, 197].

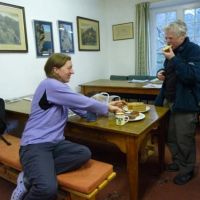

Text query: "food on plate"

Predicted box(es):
[163, 45, 172, 52]
[128, 111, 140, 120]
[127, 102, 146, 112]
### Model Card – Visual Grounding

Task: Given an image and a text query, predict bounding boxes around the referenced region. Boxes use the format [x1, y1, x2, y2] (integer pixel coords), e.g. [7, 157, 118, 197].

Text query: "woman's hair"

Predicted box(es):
[164, 19, 187, 37]
[44, 53, 71, 78]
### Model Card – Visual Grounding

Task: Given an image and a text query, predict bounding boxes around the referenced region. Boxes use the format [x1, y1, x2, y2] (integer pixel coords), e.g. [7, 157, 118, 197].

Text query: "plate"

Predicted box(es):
[141, 105, 150, 113]
[129, 113, 145, 122]
[125, 106, 150, 114]
[124, 110, 133, 114]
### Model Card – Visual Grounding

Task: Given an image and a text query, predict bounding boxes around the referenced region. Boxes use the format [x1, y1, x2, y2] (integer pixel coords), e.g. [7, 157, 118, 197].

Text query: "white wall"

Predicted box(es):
[104, 0, 135, 77]
[0, 0, 138, 99]
[0, 0, 108, 99]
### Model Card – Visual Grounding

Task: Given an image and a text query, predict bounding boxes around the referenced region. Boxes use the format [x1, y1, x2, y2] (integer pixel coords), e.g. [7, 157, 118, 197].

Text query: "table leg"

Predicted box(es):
[126, 136, 139, 200]
[157, 114, 169, 172]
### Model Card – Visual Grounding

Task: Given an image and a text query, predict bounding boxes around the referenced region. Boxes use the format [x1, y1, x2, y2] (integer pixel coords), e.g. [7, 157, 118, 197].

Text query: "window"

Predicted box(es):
[184, 7, 200, 46]
[149, 1, 200, 75]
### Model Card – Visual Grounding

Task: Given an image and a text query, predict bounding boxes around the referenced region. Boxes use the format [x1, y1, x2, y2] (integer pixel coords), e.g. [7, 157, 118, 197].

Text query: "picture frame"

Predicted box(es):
[0, 2, 28, 52]
[77, 16, 100, 51]
[112, 22, 134, 41]
[58, 20, 74, 54]
[33, 20, 54, 57]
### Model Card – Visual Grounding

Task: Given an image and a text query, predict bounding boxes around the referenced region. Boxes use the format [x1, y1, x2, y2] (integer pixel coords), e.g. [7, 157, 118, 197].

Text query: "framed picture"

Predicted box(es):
[112, 22, 134, 41]
[58, 20, 74, 53]
[33, 20, 54, 57]
[0, 2, 28, 52]
[77, 16, 100, 51]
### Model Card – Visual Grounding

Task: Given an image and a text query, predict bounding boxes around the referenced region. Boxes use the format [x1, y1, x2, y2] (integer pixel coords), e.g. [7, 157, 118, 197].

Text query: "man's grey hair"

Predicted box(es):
[164, 19, 187, 37]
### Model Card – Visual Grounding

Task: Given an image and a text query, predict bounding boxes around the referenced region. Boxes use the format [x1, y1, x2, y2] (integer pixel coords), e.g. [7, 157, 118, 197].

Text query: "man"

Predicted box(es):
[155, 20, 200, 185]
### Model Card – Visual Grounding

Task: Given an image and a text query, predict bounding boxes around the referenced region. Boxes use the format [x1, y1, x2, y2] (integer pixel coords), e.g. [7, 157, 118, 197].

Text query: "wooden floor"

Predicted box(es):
[1, 129, 200, 200]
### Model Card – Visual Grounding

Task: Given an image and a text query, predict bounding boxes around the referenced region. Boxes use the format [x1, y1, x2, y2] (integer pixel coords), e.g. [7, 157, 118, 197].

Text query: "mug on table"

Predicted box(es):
[115, 112, 129, 125]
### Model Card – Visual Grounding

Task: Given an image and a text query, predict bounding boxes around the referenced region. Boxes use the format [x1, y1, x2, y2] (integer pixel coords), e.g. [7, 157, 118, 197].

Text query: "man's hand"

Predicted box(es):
[163, 46, 175, 60]
[157, 70, 165, 81]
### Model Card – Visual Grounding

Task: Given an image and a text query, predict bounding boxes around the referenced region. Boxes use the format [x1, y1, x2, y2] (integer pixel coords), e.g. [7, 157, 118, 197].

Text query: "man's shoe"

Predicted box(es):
[166, 163, 179, 172]
[10, 172, 27, 200]
[173, 171, 194, 185]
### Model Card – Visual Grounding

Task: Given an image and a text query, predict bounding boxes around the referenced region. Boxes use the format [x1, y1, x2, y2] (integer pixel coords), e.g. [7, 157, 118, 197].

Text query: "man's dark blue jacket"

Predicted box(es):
[155, 37, 200, 112]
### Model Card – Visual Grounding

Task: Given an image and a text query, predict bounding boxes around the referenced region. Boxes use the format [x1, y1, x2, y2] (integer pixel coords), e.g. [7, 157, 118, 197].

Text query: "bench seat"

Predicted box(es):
[0, 134, 116, 200]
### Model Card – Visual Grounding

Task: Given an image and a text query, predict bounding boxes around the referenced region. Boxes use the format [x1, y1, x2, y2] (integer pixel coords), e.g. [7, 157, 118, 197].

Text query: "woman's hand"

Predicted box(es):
[109, 100, 127, 107]
[108, 104, 123, 113]
[108, 100, 127, 113]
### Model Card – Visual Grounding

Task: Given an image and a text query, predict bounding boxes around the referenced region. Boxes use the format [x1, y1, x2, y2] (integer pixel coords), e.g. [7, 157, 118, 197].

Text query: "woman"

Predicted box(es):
[11, 53, 124, 200]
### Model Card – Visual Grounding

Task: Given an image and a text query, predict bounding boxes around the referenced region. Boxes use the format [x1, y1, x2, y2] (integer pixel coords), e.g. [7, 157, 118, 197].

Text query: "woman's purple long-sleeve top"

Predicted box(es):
[21, 78, 108, 146]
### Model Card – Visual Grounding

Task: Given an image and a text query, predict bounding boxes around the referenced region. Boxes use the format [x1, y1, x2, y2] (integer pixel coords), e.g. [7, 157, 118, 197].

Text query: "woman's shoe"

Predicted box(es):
[10, 172, 27, 200]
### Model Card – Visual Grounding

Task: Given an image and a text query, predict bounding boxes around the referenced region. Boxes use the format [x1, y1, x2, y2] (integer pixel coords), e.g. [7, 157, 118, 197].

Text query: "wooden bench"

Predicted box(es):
[0, 134, 116, 200]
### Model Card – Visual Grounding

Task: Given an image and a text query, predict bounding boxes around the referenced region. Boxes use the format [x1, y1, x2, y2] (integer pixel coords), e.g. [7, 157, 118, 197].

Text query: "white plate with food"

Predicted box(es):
[128, 113, 145, 122]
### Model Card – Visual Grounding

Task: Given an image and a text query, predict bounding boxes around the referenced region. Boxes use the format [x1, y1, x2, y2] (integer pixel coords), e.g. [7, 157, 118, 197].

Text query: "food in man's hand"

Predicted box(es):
[128, 102, 146, 112]
[163, 45, 172, 52]
[128, 111, 140, 120]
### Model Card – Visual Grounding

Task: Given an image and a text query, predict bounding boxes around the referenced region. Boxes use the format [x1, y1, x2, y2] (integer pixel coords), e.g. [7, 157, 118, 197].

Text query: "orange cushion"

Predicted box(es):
[0, 134, 113, 194]
[57, 159, 113, 194]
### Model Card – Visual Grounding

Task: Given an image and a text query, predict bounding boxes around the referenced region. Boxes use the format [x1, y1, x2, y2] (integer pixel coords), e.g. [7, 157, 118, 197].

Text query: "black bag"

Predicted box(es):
[0, 98, 11, 145]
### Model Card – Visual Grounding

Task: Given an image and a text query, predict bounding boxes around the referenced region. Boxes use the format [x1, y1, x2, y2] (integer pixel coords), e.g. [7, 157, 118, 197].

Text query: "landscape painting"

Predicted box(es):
[77, 16, 100, 51]
[0, 2, 28, 52]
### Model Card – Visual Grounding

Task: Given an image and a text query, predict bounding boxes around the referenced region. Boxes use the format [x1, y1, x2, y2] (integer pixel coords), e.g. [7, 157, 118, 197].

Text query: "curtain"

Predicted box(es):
[135, 2, 150, 75]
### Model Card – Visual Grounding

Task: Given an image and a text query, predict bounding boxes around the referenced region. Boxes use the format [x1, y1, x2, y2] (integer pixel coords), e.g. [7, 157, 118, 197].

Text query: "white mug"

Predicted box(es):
[115, 112, 129, 126]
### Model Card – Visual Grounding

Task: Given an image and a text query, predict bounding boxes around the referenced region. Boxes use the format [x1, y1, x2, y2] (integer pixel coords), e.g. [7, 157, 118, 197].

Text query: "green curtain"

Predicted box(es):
[135, 2, 150, 75]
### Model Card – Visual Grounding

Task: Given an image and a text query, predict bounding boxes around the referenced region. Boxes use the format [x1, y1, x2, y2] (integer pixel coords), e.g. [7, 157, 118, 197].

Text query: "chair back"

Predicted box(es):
[110, 75, 128, 80]
[128, 75, 149, 81]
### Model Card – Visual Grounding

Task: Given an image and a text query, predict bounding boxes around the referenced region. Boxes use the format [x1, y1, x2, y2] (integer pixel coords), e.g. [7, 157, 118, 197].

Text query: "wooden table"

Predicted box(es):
[5, 100, 169, 200]
[6, 100, 31, 115]
[65, 105, 169, 200]
[80, 79, 161, 96]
